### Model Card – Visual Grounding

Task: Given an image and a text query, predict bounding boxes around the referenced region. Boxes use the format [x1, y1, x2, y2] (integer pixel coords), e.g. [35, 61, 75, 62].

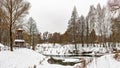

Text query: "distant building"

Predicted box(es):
[14, 28, 25, 47]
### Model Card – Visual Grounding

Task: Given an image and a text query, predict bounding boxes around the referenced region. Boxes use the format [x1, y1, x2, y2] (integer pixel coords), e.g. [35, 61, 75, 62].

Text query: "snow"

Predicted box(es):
[14, 39, 25, 42]
[87, 54, 120, 68]
[0, 48, 73, 68]
[17, 28, 24, 31]
[73, 54, 120, 68]
[0, 48, 45, 68]
[37, 64, 73, 68]
[63, 59, 81, 62]
[36, 44, 109, 55]
[1, 43, 120, 68]
[0, 43, 7, 51]
[74, 63, 83, 68]
[0, 43, 4, 47]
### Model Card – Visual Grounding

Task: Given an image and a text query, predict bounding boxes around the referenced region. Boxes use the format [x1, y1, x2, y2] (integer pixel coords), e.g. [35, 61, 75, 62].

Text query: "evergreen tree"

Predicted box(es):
[89, 29, 96, 46]
[77, 15, 85, 46]
[67, 6, 79, 53]
[86, 16, 89, 46]
[87, 5, 96, 33]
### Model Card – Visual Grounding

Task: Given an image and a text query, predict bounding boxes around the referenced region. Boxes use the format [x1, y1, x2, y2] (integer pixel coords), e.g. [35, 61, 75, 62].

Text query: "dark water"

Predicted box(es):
[44, 54, 102, 66]
[44, 54, 102, 58]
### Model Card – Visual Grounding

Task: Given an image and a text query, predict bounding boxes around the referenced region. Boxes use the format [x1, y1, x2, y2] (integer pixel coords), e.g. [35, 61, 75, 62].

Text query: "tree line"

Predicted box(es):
[40, 1, 120, 49]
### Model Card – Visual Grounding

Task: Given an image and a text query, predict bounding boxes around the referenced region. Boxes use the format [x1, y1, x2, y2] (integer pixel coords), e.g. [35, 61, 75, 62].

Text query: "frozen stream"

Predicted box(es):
[36, 44, 111, 65]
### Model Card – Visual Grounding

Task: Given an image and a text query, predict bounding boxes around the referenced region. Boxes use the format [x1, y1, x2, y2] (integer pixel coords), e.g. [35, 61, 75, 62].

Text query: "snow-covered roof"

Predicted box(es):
[14, 39, 25, 42]
[17, 28, 24, 31]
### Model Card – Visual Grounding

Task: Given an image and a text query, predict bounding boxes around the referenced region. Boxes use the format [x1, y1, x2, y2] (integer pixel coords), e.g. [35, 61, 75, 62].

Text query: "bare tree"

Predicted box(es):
[1, 0, 30, 51]
[38, 32, 43, 43]
[108, 0, 120, 47]
[42, 31, 49, 43]
[107, 0, 120, 11]
[47, 33, 53, 43]
[0, 1, 9, 45]
[52, 32, 61, 45]
[25, 17, 39, 50]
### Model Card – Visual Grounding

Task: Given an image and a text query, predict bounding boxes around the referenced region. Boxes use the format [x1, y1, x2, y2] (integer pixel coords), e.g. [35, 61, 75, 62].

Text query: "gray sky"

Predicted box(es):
[28, 0, 108, 34]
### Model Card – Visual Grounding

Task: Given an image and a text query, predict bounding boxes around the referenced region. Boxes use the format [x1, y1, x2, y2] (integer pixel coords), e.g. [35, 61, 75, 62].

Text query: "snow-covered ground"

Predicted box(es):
[0, 43, 10, 51]
[36, 44, 110, 55]
[73, 54, 120, 68]
[38, 61, 73, 68]
[0, 48, 45, 68]
[86, 54, 120, 68]
[0, 48, 73, 68]
[1, 43, 120, 68]
[0, 43, 4, 47]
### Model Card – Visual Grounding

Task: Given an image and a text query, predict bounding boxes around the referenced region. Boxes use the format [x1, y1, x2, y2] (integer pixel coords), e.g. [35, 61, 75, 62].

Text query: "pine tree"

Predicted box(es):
[89, 29, 96, 46]
[86, 16, 89, 47]
[87, 5, 96, 33]
[87, 5, 96, 46]
[77, 15, 85, 47]
[67, 6, 79, 53]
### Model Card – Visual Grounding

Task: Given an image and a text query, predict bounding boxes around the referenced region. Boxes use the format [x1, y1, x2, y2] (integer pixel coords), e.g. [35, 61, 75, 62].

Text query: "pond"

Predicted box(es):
[44, 54, 103, 66]
[47, 57, 82, 66]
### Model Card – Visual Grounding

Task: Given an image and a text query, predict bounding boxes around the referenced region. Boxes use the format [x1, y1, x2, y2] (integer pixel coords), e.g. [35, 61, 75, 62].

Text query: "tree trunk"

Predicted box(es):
[10, 25, 13, 51]
[32, 34, 35, 50]
[0, 30, 1, 43]
[86, 21, 89, 47]
[74, 31, 77, 52]
[10, 0, 13, 51]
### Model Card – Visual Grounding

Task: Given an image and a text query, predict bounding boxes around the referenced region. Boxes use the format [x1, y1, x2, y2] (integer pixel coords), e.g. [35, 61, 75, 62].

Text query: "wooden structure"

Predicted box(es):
[14, 28, 25, 47]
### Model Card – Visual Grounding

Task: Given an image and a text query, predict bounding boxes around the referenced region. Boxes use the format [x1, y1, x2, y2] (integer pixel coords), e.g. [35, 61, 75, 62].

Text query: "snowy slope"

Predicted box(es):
[38, 60, 73, 68]
[0, 43, 4, 47]
[87, 54, 120, 68]
[0, 48, 45, 68]
[0, 48, 73, 68]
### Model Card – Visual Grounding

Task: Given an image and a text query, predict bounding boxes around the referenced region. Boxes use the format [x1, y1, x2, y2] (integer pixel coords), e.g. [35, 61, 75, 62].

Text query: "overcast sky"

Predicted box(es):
[28, 0, 108, 34]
